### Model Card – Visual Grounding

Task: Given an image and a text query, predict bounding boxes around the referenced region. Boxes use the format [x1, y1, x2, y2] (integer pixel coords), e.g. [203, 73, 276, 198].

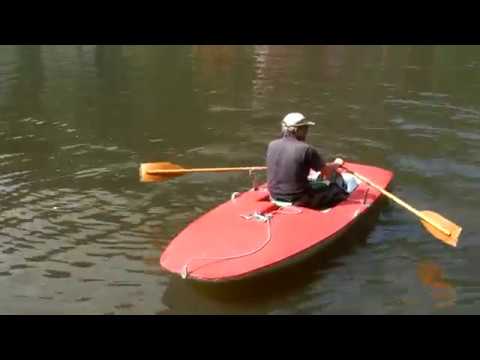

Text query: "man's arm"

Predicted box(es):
[320, 158, 344, 180]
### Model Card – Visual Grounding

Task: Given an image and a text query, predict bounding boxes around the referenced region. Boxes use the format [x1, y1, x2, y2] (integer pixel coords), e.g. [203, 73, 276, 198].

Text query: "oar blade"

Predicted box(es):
[420, 210, 462, 247]
[139, 162, 184, 183]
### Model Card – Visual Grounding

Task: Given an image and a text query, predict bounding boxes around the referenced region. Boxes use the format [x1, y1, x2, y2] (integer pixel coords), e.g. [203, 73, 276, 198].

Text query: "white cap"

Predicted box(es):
[282, 112, 315, 127]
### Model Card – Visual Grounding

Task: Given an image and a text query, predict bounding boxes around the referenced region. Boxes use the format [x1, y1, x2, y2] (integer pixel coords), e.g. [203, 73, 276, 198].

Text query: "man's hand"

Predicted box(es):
[321, 158, 345, 180]
[334, 158, 344, 166]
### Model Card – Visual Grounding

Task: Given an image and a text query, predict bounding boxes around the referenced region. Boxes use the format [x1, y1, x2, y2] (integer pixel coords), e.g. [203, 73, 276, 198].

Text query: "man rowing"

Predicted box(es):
[266, 112, 348, 209]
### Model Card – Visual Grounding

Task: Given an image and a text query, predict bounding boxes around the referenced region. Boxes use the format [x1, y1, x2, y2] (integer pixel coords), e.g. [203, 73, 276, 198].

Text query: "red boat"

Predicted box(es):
[160, 162, 394, 282]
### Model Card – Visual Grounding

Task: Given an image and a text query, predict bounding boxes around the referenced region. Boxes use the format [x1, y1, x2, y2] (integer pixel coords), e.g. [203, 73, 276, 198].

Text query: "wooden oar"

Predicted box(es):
[342, 165, 462, 247]
[140, 162, 267, 183]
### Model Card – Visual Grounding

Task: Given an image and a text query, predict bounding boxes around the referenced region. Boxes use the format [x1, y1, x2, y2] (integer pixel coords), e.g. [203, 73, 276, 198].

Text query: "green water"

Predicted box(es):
[0, 45, 478, 314]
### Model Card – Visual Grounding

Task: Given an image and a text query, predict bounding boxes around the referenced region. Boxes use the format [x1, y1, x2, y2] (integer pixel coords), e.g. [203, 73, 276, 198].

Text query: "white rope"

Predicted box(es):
[180, 205, 303, 279]
[181, 214, 272, 279]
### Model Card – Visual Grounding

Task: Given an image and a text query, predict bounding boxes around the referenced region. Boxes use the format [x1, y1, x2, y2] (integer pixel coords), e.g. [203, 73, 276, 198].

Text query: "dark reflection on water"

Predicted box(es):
[0, 45, 478, 314]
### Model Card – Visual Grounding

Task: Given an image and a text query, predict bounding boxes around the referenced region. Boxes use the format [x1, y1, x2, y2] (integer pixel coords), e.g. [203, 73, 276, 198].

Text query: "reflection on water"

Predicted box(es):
[0, 45, 478, 314]
[417, 260, 457, 309]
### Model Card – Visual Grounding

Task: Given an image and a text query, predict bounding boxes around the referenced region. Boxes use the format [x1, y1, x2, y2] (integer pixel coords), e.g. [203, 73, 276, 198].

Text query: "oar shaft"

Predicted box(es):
[147, 166, 267, 175]
[347, 170, 421, 215]
[344, 167, 451, 237]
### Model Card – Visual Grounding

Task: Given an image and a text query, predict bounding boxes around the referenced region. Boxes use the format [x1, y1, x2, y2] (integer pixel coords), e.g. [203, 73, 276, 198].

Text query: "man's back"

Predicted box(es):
[266, 136, 325, 201]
